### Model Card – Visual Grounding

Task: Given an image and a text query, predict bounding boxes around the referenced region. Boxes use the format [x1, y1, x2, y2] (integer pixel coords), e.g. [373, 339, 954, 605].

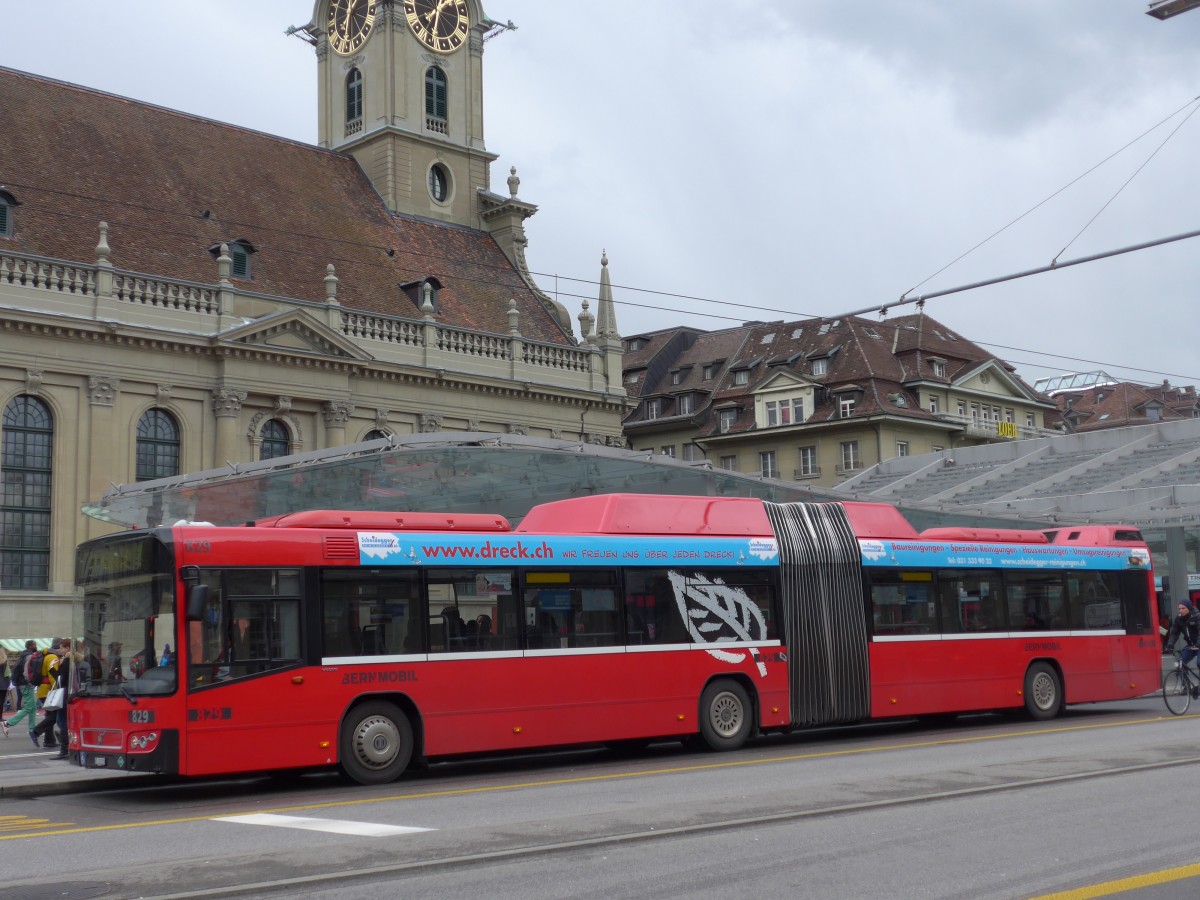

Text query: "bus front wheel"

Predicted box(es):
[340, 701, 413, 785]
[699, 679, 752, 751]
[1023, 662, 1062, 721]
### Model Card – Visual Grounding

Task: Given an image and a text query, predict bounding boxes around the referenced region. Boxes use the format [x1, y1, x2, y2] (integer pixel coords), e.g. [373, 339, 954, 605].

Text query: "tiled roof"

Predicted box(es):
[0, 67, 572, 345]
[623, 312, 1049, 435]
[1057, 381, 1195, 432]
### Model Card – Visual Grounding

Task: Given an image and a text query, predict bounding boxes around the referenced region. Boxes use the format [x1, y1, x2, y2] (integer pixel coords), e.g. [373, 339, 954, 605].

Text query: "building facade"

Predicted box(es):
[621, 313, 1056, 487]
[0, 0, 627, 637]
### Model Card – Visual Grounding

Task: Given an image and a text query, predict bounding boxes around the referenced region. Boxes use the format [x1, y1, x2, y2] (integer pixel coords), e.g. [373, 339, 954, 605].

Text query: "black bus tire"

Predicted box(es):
[340, 701, 413, 785]
[1023, 662, 1062, 721]
[698, 679, 752, 751]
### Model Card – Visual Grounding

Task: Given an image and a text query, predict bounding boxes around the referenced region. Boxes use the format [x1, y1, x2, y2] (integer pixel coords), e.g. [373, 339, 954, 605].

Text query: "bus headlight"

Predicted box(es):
[128, 731, 160, 752]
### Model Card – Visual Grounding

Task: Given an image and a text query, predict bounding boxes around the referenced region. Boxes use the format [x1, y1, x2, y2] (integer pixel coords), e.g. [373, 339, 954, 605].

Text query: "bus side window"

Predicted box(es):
[624, 571, 686, 645]
[939, 571, 1004, 633]
[426, 568, 514, 654]
[320, 569, 421, 657]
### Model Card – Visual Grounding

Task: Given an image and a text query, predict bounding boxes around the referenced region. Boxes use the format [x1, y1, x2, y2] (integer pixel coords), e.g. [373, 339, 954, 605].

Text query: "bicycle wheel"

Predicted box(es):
[1163, 670, 1191, 716]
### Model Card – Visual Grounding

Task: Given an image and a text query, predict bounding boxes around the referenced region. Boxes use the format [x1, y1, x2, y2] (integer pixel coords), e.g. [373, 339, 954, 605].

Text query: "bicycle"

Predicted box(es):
[1162, 652, 1200, 715]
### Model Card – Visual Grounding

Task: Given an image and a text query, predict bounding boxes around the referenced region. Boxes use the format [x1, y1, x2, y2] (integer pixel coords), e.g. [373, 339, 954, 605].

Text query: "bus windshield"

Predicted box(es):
[73, 533, 177, 697]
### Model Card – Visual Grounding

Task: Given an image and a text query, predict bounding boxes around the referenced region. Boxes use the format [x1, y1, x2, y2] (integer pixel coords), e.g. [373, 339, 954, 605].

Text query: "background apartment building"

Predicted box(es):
[622, 313, 1056, 486]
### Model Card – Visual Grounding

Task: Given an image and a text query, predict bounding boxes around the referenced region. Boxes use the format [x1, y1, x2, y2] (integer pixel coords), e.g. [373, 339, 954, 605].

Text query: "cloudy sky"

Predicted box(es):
[6, 1, 1198, 388]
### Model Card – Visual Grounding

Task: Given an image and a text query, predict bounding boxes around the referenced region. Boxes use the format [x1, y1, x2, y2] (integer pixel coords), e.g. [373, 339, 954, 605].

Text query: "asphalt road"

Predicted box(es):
[3, 691, 1199, 900]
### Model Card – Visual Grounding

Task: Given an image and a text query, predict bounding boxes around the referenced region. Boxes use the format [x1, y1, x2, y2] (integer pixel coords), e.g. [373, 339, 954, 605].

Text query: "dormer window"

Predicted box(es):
[0, 190, 16, 238]
[627, 338, 644, 352]
[671, 370, 685, 386]
[811, 357, 828, 376]
[930, 358, 946, 378]
[400, 277, 442, 314]
[425, 66, 448, 134]
[732, 369, 749, 386]
[645, 398, 661, 420]
[678, 394, 695, 415]
[345, 67, 364, 136]
[209, 239, 256, 279]
[718, 408, 738, 433]
[839, 396, 855, 418]
[702, 364, 716, 380]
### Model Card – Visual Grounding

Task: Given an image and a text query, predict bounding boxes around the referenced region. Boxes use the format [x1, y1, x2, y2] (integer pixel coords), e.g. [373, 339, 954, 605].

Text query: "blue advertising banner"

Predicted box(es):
[356, 533, 781, 567]
[859, 539, 1151, 571]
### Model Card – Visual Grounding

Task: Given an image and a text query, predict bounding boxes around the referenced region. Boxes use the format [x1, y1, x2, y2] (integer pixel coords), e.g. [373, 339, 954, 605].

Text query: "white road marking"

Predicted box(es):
[212, 813, 433, 837]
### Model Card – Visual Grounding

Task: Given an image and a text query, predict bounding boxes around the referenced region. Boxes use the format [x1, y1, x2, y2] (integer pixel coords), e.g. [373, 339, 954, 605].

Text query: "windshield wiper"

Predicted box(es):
[120, 685, 138, 705]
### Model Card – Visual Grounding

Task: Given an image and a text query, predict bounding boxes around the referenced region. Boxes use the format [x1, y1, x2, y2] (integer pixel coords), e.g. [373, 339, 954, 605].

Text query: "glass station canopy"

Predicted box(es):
[83, 433, 1020, 533]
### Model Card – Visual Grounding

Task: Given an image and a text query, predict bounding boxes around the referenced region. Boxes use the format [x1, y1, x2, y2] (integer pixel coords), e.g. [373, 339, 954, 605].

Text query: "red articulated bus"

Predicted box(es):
[66, 494, 1159, 784]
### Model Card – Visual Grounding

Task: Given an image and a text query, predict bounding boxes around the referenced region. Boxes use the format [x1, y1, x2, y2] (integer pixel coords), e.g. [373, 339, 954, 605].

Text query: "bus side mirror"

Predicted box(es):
[187, 584, 209, 622]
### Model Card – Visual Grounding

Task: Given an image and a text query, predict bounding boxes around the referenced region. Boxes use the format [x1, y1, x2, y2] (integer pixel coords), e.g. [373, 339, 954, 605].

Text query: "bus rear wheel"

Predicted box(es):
[699, 679, 752, 751]
[1023, 662, 1062, 721]
[340, 701, 413, 785]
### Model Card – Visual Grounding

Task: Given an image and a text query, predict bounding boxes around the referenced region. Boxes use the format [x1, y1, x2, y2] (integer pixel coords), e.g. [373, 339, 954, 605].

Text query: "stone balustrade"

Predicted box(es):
[0, 245, 603, 390]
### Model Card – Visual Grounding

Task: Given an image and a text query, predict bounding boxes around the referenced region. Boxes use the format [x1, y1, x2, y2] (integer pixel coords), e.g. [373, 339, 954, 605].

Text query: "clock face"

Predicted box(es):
[403, 0, 470, 54]
[328, 0, 378, 56]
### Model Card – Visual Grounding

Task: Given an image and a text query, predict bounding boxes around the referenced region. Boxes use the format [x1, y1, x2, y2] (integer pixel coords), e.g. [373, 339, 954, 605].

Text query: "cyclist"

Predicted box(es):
[1165, 600, 1200, 694]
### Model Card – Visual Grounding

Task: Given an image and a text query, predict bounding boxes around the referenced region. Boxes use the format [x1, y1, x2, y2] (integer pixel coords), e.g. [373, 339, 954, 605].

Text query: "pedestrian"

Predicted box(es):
[4, 640, 39, 742]
[0, 647, 13, 715]
[48, 639, 73, 759]
[31, 638, 62, 751]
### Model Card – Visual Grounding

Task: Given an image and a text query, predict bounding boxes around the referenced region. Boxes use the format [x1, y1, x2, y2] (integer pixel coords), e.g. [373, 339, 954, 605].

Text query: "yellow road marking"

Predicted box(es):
[1030, 861, 1200, 898]
[0, 815, 74, 832]
[1, 712, 1190, 842]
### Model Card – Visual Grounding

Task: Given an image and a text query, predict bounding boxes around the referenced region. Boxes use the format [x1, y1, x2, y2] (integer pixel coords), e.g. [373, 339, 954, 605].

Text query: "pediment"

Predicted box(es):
[216, 310, 372, 360]
[753, 369, 816, 394]
[954, 361, 1032, 400]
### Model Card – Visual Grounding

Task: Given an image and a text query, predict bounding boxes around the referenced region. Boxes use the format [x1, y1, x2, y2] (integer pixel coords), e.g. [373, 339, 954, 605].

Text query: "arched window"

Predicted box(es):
[346, 67, 363, 135]
[425, 66, 447, 131]
[136, 409, 181, 481]
[364, 429, 390, 442]
[260, 419, 291, 461]
[1, 395, 53, 589]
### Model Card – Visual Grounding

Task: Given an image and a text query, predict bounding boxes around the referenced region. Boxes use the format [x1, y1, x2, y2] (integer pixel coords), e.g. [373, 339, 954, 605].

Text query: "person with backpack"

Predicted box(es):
[4, 640, 39, 742]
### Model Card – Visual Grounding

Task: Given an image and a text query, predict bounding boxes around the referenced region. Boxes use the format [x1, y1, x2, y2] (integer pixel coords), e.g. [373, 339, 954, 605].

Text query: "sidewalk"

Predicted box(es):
[0, 750, 154, 799]
[1, 709, 155, 799]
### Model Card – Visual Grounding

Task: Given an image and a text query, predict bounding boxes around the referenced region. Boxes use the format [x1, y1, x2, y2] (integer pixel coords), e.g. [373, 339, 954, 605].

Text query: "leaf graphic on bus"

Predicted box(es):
[666, 570, 769, 667]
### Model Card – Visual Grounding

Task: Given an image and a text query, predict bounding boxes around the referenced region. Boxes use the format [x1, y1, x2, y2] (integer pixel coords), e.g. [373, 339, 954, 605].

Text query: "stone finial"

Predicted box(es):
[421, 282, 436, 319]
[95, 222, 112, 268]
[577, 297, 595, 345]
[507, 166, 520, 198]
[594, 249, 619, 342]
[217, 243, 232, 285]
[325, 264, 339, 303]
[507, 298, 520, 335]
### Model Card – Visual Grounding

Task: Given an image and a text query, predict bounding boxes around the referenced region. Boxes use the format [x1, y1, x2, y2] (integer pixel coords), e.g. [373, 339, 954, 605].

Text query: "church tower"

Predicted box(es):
[305, 0, 501, 227]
